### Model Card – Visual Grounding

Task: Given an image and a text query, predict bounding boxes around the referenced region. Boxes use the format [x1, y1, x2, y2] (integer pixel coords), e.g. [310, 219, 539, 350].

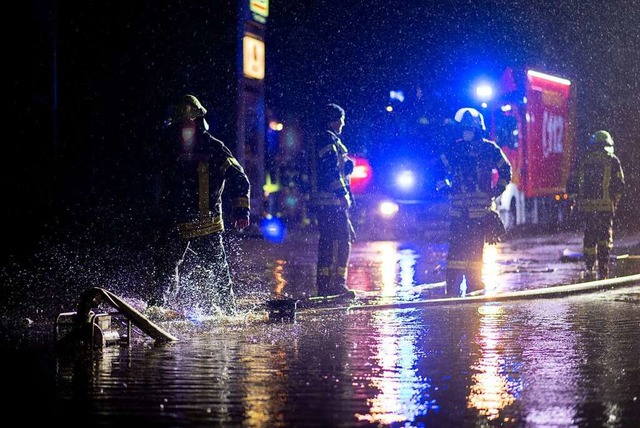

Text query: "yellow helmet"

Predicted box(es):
[589, 130, 614, 153]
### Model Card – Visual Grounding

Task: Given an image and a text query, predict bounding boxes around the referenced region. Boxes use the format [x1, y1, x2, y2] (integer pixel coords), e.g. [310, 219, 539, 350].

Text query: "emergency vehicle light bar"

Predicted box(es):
[527, 70, 571, 86]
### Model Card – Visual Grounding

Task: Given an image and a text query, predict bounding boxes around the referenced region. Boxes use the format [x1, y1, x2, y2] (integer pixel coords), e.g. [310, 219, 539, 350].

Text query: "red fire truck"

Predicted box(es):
[487, 68, 577, 229]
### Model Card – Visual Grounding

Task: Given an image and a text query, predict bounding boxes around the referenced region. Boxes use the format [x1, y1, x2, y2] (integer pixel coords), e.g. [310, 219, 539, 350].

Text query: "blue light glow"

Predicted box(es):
[260, 215, 286, 243]
[476, 84, 494, 101]
[390, 90, 405, 102]
[396, 170, 416, 191]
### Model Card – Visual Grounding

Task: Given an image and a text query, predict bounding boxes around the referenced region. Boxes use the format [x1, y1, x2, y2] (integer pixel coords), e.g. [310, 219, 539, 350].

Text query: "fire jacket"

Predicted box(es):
[154, 125, 250, 239]
[439, 138, 512, 219]
[309, 129, 352, 207]
[568, 150, 625, 213]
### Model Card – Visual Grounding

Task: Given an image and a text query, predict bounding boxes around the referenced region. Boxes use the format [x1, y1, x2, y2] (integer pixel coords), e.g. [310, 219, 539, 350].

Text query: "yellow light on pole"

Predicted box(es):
[243, 35, 265, 80]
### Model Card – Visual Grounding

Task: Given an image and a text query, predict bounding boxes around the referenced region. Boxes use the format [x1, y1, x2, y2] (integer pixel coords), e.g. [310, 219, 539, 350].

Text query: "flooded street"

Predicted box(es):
[15, 287, 640, 426]
[11, 1, 640, 425]
[5, 229, 640, 426]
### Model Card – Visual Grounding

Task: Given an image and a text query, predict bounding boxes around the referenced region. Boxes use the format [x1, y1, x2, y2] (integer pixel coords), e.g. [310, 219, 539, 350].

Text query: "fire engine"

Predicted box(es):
[350, 67, 577, 233]
[264, 67, 577, 237]
[488, 68, 577, 229]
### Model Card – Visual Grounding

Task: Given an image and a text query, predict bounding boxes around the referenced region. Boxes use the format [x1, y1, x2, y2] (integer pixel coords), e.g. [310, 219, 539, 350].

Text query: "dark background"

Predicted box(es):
[7, 0, 640, 265]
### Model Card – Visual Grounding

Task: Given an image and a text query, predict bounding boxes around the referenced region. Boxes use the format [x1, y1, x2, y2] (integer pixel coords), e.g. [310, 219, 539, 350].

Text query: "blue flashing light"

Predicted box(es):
[260, 215, 286, 243]
[396, 170, 416, 191]
[475, 84, 494, 101]
[390, 90, 405, 102]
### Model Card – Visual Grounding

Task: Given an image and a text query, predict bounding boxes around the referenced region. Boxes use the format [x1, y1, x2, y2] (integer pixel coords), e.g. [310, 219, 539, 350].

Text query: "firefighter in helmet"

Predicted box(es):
[148, 94, 250, 316]
[309, 103, 356, 297]
[567, 130, 625, 279]
[436, 107, 512, 296]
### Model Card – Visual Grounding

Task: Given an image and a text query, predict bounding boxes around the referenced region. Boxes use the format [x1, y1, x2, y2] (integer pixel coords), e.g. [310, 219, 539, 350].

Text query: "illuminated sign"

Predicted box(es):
[243, 35, 265, 80]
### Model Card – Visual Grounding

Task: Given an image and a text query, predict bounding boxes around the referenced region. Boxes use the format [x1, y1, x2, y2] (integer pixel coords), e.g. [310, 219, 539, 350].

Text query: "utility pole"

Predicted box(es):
[237, 0, 268, 221]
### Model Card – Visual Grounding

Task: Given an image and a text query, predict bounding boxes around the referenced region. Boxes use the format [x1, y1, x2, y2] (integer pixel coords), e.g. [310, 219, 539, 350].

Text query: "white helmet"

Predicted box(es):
[454, 107, 486, 131]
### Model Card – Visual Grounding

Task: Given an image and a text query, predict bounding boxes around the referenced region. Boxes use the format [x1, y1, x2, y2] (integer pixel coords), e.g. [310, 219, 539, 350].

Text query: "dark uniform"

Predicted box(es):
[438, 108, 512, 296]
[309, 123, 355, 297]
[149, 95, 250, 315]
[567, 130, 624, 279]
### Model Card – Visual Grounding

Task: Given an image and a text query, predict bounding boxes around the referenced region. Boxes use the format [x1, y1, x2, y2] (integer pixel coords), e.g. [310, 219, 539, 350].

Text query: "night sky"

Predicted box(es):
[7, 0, 640, 263]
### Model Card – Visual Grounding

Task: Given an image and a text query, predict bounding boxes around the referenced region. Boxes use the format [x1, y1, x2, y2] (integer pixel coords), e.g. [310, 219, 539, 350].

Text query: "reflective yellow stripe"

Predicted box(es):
[448, 260, 483, 270]
[468, 210, 490, 219]
[232, 197, 250, 208]
[177, 215, 224, 239]
[312, 198, 343, 206]
[219, 158, 233, 175]
[577, 199, 613, 212]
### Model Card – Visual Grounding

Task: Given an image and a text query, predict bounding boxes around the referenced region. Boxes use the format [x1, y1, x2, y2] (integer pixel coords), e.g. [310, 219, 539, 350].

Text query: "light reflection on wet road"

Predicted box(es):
[43, 288, 640, 427]
[6, 230, 640, 426]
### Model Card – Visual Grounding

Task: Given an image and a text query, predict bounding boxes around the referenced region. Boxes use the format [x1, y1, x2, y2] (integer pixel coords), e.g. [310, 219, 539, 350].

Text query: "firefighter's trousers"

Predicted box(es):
[315, 206, 352, 296]
[582, 211, 614, 277]
[446, 215, 485, 296]
[151, 231, 236, 314]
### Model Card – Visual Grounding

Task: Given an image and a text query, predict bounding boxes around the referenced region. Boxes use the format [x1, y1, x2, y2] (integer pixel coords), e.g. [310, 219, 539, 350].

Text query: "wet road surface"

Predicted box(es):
[3, 228, 640, 426]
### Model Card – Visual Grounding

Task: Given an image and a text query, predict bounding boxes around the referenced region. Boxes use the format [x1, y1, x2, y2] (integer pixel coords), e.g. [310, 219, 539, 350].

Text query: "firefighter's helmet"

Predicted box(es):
[320, 103, 345, 127]
[589, 130, 614, 153]
[454, 107, 486, 131]
[167, 94, 209, 130]
[172, 94, 207, 122]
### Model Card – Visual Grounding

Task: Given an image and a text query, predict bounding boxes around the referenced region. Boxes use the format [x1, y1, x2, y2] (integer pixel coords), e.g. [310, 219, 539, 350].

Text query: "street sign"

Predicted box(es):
[243, 34, 265, 80]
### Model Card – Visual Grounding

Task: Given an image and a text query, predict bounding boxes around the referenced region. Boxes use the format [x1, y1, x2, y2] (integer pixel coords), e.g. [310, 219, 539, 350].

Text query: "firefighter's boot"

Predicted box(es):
[327, 281, 353, 296]
[445, 270, 463, 297]
[597, 263, 609, 280]
[316, 272, 333, 297]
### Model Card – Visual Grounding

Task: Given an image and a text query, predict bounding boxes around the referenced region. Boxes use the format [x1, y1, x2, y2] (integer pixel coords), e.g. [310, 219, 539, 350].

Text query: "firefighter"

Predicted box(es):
[309, 103, 355, 297]
[148, 94, 250, 316]
[567, 130, 625, 280]
[437, 107, 512, 296]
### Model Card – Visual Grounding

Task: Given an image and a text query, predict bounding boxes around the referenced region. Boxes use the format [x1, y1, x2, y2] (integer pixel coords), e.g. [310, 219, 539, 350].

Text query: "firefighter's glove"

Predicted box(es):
[345, 158, 355, 176]
[484, 210, 506, 245]
[233, 211, 250, 230]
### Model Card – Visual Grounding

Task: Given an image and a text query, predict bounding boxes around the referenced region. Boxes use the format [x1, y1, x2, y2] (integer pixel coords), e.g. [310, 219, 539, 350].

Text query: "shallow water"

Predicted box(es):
[5, 232, 640, 426]
[12, 287, 640, 426]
